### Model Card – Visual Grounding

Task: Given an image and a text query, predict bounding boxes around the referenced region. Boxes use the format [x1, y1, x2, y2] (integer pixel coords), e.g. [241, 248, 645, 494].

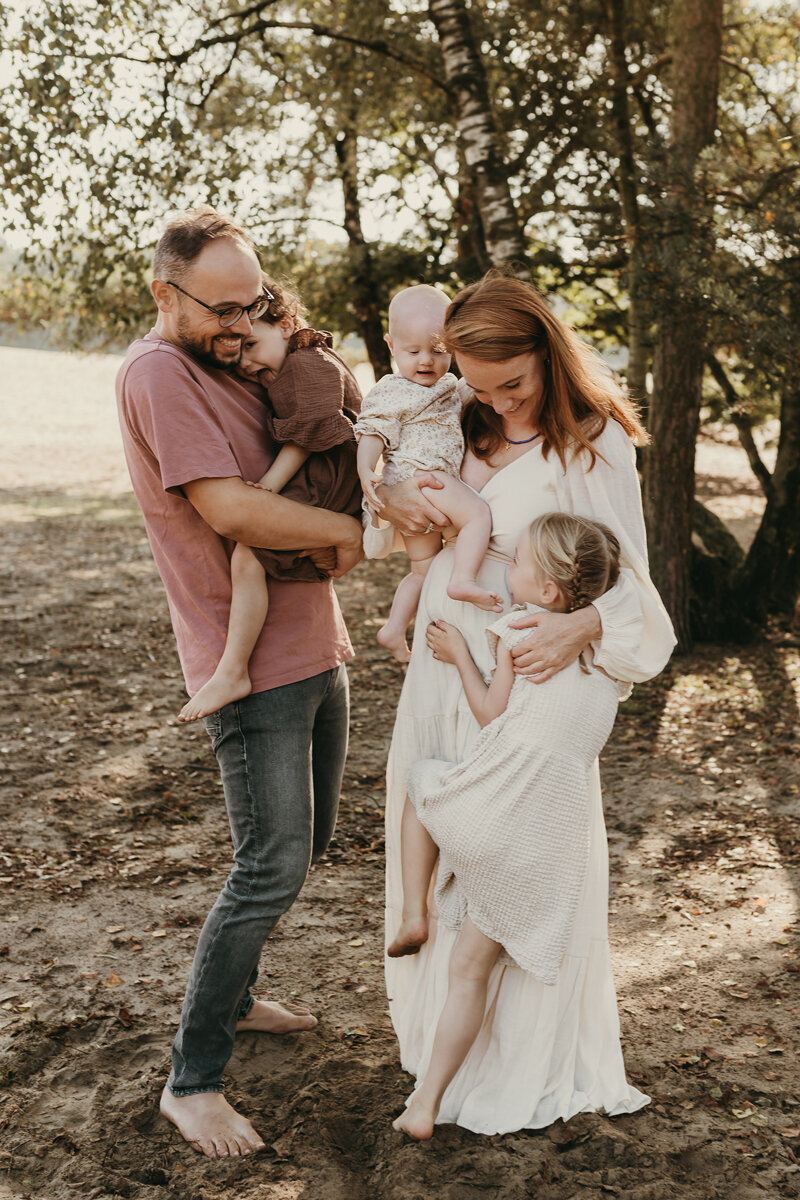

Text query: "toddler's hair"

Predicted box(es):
[527, 513, 620, 612]
[257, 272, 308, 331]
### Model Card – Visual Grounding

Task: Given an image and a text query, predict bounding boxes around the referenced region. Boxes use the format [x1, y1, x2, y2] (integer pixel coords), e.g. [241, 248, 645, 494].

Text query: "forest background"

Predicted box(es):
[1, 0, 798, 649]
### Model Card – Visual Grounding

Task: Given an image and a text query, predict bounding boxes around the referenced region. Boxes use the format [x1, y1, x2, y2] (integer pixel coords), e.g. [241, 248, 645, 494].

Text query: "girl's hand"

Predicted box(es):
[246, 479, 273, 492]
[359, 469, 385, 511]
[426, 619, 467, 665]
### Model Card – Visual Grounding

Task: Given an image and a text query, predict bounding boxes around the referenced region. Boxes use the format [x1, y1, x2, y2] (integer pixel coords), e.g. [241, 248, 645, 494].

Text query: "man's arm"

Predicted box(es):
[183, 476, 363, 576]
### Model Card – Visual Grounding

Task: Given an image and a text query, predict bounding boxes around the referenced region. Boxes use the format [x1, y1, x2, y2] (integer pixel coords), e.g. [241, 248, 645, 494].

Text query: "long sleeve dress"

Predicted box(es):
[385, 418, 676, 1135]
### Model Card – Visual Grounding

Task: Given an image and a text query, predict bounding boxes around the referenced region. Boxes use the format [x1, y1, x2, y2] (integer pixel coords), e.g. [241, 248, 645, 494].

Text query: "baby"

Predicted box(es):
[355, 285, 501, 662]
[178, 278, 361, 723]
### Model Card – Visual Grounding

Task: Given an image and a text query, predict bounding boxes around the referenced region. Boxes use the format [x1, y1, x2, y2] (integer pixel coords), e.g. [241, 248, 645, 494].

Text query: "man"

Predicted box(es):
[116, 207, 363, 1158]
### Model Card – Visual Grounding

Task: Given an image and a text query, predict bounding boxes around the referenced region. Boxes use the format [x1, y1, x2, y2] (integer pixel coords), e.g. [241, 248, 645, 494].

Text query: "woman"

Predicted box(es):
[377, 274, 675, 1136]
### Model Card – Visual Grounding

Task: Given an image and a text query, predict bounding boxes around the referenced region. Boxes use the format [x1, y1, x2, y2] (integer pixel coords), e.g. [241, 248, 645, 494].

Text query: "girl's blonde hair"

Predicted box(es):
[528, 513, 621, 612]
[257, 272, 308, 331]
[444, 273, 647, 468]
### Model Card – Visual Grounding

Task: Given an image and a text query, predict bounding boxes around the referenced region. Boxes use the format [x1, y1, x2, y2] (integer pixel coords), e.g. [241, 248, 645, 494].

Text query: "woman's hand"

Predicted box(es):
[426, 619, 468, 665]
[375, 475, 448, 536]
[509, 606, 601, 683]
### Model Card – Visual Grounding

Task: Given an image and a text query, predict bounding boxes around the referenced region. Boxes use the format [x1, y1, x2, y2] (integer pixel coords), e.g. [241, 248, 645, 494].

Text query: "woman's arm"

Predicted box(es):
[256, 442, 310, 493]
[426, 620, 513, 727]
[509, 605, 600, 683]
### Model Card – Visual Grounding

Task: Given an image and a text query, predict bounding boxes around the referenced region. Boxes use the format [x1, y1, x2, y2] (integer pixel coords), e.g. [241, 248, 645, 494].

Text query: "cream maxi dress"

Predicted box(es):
[385, 418, 676, 1135]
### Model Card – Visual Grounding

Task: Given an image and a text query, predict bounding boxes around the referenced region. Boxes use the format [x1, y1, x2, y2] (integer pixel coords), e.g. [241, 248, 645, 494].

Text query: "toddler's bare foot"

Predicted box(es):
[446, 578, 503, 612]
[392, 1094, 437, 1140]
[178, 667, 252, 723]
[236, 999, 317, 1034]
[387, 916, 429, 958]
[159, 1087, 266, 1158]
[377, 623, 412, 664]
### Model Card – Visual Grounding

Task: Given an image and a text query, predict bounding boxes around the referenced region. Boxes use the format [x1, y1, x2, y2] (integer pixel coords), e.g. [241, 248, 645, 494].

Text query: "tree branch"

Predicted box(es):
[705, 353, 772, 498]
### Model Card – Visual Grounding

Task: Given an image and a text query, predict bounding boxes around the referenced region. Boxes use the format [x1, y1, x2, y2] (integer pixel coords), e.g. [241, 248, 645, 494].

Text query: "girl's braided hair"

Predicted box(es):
[527, 513, 621, 612]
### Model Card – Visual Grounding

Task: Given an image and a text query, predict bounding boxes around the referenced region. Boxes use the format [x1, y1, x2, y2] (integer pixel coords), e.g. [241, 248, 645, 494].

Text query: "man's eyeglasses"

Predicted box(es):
[166, 281, 274, 328]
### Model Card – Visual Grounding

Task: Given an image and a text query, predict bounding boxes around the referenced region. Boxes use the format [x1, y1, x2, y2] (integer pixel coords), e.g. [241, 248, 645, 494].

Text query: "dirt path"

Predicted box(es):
[1, 348, 798, 1200]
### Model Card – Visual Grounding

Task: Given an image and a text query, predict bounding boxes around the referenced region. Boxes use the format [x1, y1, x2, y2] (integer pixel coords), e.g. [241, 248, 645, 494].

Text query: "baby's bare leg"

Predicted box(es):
[178, 544, 267, 723]
[418, 475, 501, 612]
[376, 531, 441, 662]
[387, 798, 439, 958]
[393, 916, 502, 1139]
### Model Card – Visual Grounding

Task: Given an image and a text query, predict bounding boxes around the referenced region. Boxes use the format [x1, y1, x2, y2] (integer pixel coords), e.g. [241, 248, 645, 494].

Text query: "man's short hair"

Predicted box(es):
[152, 205, 255, 283]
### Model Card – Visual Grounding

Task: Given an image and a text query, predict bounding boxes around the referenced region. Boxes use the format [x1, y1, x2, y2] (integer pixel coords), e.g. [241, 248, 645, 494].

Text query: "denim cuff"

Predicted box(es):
[166, 1083, 225, 1098]
[237, 993, 255, 1020]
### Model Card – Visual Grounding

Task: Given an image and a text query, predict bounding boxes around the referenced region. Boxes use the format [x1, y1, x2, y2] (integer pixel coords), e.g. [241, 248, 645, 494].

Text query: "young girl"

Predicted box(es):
[389, 512, 624, 1140]
[355, 285, 502, 663]
[178, 278, 362, 723]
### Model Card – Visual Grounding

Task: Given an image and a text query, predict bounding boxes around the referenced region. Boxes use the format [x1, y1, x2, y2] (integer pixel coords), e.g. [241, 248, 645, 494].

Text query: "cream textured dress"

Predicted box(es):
[385, 419, 676, 1135]
[407, 606, 622, 985]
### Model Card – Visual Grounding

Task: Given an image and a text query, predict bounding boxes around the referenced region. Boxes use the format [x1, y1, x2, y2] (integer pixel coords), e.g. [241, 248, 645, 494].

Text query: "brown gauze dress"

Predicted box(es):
[250, 328, 363, 581]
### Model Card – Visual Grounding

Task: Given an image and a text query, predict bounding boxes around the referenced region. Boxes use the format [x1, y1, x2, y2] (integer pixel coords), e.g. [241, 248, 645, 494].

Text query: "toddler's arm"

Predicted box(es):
[255, 442, 310, 493]
[426, 619, 513, 727]
[357, 433, 387, 510]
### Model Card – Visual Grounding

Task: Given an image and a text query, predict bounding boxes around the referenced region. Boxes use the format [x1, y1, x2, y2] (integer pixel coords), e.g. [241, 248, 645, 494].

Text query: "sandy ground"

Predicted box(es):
[1, 347, 798, 1200]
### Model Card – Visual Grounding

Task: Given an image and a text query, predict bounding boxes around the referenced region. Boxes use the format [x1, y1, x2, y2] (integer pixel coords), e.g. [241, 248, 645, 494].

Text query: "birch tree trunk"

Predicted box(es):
[642, 0, 723, 652]
[428, 0, 528, 271]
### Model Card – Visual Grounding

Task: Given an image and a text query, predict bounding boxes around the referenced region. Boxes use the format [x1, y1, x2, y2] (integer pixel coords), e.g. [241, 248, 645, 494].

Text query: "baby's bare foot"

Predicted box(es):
[446, 578, 504, 612]
[387, 916, 429, 958]
[159, 1087, 266, 1158]
[392, 1094, 437, 1140]
[178, 668, 252, 723]
[377, 623, 412, 664]
[236, 999, 317, 1034]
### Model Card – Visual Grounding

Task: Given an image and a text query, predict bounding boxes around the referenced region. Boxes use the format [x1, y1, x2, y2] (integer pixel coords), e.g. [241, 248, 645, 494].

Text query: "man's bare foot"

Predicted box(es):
[159, 1087, 266, 1158]
[387, 916, 429, 958]
[178, 667, 252, 723]
[392, 1093, 437, 1140]
[377, 623, 412, 664]
[236, 999, 317, 1034]
[446, 578, 504, 612]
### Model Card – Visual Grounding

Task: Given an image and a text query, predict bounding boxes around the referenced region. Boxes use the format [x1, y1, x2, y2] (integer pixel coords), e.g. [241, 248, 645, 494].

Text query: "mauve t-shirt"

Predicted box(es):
[116, 330, 352, 697]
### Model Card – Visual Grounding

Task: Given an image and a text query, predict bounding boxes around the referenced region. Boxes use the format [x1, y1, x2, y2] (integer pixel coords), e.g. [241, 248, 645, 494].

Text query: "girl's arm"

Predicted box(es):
[255, 442, 310, 493]
[426, 620, 514, 728]
[356, 433, 387, 510]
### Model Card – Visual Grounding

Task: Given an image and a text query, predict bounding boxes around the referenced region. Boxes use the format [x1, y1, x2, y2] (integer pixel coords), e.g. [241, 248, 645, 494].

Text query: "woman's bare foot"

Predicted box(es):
[159, 1087, 266, 1158]
[446, 578, 504, 612]
[178, 667, 252, 723]
[377, 623, 412, 664]
[392, 1093, 437, 1140]
[236, 999, 317, 1033]
[387, 915, 429, 958]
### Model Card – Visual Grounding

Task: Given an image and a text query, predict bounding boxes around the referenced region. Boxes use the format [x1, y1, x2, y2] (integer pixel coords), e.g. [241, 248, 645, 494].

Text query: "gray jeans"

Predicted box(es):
[167, 664, 349, 1096]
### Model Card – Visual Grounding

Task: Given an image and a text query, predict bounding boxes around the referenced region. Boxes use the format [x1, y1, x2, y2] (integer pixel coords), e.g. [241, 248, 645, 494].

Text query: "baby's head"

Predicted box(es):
[510, 513, 621, 612]
[236, 274, 307, 388]
[386, 285, 451, 388]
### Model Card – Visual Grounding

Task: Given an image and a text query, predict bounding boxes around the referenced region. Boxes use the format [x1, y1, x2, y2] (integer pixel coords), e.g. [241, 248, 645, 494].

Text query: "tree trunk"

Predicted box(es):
[605, 0, 650, 405]
[334, 127, 392, 379]
[428, 0, 528, 272]
[642, 0, 722, 652]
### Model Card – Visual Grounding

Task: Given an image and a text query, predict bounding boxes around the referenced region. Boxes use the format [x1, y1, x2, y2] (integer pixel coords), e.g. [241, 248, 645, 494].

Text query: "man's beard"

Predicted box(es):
[175, 314, 242, 371]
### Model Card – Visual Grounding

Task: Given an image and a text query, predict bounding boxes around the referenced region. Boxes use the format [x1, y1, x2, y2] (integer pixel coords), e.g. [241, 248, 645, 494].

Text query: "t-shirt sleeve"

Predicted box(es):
[267, 347, 358, 451]
[119, 350, 242, 495]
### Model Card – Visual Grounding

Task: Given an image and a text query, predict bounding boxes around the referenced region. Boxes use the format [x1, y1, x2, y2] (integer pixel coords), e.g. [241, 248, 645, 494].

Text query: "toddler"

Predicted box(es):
[178, 278, 362, 722]
[355, 285, 501, 662]
[389, 512, 624, 1139]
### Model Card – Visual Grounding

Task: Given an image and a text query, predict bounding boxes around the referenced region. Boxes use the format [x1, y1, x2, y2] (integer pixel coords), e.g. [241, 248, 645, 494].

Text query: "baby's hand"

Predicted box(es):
[359, 470, 384, 512]
[426, 619, 466, 665]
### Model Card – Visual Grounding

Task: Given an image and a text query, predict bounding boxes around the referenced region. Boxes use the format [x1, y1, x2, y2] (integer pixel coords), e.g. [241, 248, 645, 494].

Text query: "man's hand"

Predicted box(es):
[509, 606, 601, 683]
[376, 474, 448, 536]
[332, 522, 364, 577]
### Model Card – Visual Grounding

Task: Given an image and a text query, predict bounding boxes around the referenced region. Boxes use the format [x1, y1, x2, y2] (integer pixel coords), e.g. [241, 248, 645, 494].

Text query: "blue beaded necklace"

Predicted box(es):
[503, 431, 541, 452]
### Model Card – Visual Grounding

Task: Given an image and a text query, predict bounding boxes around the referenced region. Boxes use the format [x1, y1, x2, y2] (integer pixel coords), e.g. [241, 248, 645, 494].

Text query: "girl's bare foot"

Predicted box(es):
[159, 1087, 266, 1158]
[178, 667, 252, 723]
[387, 915, 429, 958]
[446, 578, 504, 612]
[236, 999, 317, 1033]
[392, 1093, 437, 1140]
[377, 623, 412, 663]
